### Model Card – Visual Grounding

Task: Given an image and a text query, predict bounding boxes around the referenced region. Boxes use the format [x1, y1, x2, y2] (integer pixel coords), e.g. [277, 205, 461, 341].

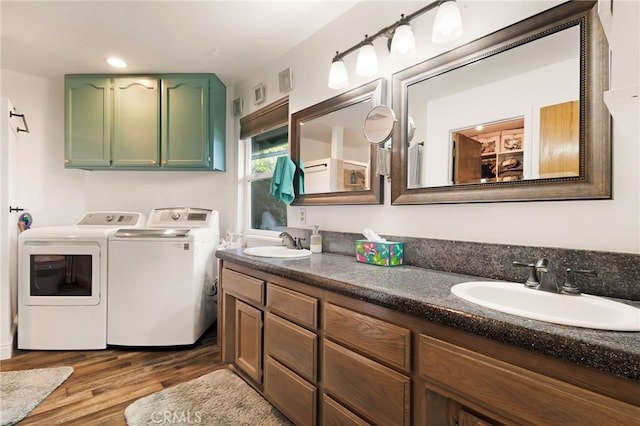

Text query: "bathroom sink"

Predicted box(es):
[243, 246, 312, 259]
[451, 281, 640, 331]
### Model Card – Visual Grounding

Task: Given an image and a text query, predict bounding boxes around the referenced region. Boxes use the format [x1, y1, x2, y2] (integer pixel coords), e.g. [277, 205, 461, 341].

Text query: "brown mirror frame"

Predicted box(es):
[291, 79, 385, 205]
[391, 1, 610, 204]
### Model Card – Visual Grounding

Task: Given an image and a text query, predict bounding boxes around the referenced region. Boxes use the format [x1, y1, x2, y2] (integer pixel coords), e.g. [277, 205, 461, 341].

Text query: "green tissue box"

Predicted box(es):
[356, 240, 404, 267]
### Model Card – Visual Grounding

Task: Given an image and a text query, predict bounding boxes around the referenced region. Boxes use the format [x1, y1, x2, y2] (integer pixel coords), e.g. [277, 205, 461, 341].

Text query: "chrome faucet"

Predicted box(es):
[279, 232, 303, 249]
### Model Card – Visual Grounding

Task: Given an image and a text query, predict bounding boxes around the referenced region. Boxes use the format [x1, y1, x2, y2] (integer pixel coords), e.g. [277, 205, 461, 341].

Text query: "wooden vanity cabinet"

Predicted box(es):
[219, 261, 640, 426]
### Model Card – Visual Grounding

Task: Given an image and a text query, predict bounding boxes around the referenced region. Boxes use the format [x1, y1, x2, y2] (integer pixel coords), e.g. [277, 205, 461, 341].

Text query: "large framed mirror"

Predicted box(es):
[391, 1, 610, 204]
[292, 79, 385, 205]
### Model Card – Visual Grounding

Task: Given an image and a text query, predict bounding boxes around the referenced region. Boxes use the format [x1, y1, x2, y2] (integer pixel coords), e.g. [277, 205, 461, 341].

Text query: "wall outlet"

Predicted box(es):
[299, 208, 307, 225]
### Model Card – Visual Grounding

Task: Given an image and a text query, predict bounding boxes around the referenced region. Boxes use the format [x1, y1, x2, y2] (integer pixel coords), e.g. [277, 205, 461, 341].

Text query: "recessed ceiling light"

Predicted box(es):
[107, 57, 127, 68]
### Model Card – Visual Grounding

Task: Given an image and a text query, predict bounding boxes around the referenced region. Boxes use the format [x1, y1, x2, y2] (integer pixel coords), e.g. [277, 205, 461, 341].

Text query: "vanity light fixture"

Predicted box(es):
[328, 0, 463, 89]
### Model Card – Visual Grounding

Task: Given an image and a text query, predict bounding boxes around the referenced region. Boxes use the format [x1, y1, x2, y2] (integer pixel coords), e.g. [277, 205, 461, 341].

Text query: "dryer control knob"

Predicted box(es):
[171, 212, 181, 220]
[105, 215, 114, 222]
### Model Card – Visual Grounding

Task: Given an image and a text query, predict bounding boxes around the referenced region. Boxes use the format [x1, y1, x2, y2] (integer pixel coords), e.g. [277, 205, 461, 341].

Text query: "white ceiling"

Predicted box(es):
[0, 0, 360, 87]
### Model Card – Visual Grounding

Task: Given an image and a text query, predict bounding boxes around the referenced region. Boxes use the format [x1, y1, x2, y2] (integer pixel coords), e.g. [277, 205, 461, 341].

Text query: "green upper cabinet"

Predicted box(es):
[65, 76, 112, 167]
[112, 77, 160, 168]
[64, 73, 226, 171]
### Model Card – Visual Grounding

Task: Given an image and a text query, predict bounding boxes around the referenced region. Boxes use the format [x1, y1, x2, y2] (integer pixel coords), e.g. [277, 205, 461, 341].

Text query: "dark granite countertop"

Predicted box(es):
[216, 249, 640, 381]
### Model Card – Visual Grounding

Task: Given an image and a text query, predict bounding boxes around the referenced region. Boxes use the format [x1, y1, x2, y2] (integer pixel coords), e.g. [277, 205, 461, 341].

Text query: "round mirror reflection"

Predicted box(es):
[363, 105, 396, 145]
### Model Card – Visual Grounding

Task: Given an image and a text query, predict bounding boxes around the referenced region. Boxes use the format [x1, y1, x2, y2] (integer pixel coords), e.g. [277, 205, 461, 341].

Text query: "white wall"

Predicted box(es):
[235, 0, 639, 254]
[0, 70, 85, 226]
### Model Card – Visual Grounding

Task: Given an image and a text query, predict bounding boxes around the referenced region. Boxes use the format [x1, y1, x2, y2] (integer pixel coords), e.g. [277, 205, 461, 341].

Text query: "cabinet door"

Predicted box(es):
[112, 77, 160, 167]
[161, 75, 212, 169]
[235, 300, 262, 383]
[65, 76, 111, 167]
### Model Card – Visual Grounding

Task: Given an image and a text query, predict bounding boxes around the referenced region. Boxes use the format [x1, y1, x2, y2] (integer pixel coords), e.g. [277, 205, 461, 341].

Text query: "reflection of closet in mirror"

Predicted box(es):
[405, 25, 580, 189]
[453, 118, 525, 184]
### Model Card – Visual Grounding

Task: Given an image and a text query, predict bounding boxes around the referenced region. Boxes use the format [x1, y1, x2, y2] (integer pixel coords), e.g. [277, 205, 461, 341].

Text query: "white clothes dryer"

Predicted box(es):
[107, 207, 219, 346]
[18, 212, 146, 350]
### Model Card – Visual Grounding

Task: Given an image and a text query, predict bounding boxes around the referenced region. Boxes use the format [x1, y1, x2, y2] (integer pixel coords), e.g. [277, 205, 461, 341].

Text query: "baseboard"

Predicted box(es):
[0, 319, 17, 360]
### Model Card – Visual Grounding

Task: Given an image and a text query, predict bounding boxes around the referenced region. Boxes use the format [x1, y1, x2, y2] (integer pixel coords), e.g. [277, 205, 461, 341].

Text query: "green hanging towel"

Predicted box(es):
[298, 158, 305, 195]
[270, 156, 297, 204]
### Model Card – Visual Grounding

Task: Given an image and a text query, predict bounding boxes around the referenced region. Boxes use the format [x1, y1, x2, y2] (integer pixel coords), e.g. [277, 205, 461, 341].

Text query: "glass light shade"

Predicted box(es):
[390, 24, 416, 57]
[432, 0, 463, 44]
[355, 43, 378, 77]
[328, 59, 349, 89]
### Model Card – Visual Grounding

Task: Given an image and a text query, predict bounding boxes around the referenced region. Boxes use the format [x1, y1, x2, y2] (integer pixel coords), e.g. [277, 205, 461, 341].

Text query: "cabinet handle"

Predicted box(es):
[64, 159, 70, 163]
[162, 160, 167, 165]
[150, 160, 157, 165]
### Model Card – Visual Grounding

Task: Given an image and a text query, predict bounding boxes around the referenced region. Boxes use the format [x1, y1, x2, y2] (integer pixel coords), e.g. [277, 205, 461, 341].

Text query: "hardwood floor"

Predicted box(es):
[0, 324, 227, 425]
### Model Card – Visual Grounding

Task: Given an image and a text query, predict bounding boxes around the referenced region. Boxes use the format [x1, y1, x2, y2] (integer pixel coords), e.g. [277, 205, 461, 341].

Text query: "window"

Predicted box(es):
[246, 126, 289, 233]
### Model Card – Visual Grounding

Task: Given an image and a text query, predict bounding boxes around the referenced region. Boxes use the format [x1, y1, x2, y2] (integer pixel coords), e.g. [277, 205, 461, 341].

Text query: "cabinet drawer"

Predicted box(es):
[265, 313, 317, 382]
[265, 356, 316, 426]
[323, 395, 370, 426]
[323, 340, 410, 426]
[420, 334, 640, 425]
[267, 284, 318, 329]
[223, 268, 264, 305]
[324, 302, 411, 372]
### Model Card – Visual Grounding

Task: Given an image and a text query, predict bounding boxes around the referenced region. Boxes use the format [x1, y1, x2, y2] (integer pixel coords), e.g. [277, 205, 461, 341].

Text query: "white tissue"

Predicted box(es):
[363, 228, 386, 242]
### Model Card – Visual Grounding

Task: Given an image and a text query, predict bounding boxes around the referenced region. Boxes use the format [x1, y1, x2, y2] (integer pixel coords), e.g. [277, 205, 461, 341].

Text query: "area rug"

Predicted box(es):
[124, 368, 292, 425]
[0, 366, 73, 426]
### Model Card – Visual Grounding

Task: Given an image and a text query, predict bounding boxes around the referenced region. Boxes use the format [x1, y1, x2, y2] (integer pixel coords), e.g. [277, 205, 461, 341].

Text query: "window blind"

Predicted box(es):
[239, 96, 289, 140]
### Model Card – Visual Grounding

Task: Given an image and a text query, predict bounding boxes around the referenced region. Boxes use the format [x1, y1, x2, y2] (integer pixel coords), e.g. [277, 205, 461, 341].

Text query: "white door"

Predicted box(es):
[0, 98, 22, 359]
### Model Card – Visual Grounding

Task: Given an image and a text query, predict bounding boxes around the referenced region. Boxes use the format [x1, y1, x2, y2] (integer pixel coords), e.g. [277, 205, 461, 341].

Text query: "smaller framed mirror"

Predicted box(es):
[291, 79, 386, 205]
[364, 105, 397, 145]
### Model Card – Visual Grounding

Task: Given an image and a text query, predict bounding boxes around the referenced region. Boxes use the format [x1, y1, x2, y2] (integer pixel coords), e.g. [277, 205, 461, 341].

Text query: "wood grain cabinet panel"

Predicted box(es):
[265, 312, 317, 382]
[235, 300, 262, 383]
[222, 268, 264, 306]
[265, 356, 316, 426]
[324, 302, 411, 372]
[322, 395, 371, 426]
[323, 340, 410, 426]
[419, 334, 640, 425]
[267, 284, 318, 330]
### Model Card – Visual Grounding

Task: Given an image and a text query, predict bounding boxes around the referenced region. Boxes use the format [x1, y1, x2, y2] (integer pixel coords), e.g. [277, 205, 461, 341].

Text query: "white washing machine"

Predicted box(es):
[107, 207, 219, 346]
[18, 212, 146, 349]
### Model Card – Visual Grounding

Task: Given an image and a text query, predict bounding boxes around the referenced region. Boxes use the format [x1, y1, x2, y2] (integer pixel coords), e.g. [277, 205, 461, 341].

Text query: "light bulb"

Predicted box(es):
[328, 58, 349, 89]
[432, 0, 463, 44]
[390, 23, 416, 57]
[355, 43, 378, 77]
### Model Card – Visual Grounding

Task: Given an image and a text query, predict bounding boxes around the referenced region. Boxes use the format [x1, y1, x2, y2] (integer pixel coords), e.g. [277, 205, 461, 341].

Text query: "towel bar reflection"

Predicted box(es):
[10, 110, 29, 133]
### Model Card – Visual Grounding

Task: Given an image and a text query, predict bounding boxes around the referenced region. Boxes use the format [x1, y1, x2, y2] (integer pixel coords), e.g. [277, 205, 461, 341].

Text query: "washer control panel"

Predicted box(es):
[147, 208, 217, 228]
[77, 212, 145, 226]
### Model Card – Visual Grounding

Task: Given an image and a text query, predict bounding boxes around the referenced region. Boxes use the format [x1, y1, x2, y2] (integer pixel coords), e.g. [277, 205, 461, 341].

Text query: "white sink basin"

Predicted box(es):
[451, 281, 640, 331]
[243, 246, 312, 259]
